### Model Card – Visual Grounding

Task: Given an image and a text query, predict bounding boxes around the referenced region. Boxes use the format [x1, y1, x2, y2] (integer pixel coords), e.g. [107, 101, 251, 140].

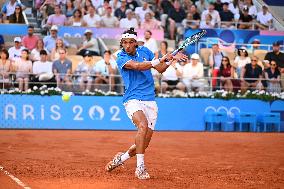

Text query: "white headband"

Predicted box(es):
[121, 33, 137, 40]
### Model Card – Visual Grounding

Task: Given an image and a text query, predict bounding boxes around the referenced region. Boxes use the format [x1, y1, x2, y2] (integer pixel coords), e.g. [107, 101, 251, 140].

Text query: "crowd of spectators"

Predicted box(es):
[0, 0, 283, 94]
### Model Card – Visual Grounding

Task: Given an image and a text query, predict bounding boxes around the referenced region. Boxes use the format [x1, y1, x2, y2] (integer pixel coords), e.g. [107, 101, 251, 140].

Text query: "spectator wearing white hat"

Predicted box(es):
[119, 9, 138, 29]
[77, 29, 100, 56]
[233, 46, 251, 78]
[43, 25, 70, 53]
[179, 53, 205, 92]
[8, 37, 25, 61]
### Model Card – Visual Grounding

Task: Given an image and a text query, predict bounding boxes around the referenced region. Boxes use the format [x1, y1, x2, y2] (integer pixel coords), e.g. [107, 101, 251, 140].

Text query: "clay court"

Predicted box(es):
[0, 130, 283, 189]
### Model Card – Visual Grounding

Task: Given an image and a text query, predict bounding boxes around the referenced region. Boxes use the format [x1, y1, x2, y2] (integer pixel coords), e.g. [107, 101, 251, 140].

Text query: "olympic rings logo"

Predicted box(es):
[205, 106, 241, 123]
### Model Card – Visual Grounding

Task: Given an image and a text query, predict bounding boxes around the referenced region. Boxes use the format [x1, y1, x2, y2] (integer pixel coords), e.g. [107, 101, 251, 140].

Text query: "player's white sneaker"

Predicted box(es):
[135, 165, 150, 180]
[105, 152, 124, 172]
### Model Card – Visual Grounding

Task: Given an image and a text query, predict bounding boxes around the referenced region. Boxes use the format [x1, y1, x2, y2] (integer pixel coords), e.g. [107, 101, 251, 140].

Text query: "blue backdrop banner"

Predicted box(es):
[0, 95, 283, 131]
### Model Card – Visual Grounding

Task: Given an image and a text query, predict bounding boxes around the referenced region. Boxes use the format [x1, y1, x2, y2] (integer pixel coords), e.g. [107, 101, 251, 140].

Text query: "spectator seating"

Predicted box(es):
[204, 111, 228, 131]
[234, 112, 257, 132]
[199, 48, 210, 66]
[258, 112, 281, 132]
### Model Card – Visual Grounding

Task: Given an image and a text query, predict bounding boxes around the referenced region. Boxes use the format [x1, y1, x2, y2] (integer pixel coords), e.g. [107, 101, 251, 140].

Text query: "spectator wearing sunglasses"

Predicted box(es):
[264, 60, 281, 93]
[233, 46, 251, 78]
[240, 55, 263, 93]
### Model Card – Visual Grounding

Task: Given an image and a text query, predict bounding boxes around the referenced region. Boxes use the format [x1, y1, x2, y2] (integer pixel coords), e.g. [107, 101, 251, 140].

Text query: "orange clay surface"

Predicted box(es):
[0, 130, 283, 189]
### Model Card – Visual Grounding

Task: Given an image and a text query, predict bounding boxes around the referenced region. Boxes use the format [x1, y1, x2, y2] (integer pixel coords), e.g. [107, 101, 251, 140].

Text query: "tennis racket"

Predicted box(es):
[172, 30, 207, 56]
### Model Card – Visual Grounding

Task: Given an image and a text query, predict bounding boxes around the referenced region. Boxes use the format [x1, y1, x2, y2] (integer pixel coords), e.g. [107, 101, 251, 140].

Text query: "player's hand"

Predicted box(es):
[160, 53, 174, 63]
[173, 52, 188, 62]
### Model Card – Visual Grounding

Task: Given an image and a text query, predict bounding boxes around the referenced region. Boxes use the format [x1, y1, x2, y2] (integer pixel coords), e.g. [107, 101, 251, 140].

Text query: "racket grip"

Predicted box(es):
[171, 49, 179, 56]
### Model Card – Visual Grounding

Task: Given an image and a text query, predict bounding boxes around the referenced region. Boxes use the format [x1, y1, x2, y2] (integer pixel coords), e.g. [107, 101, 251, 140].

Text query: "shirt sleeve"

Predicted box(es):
[116, 54, 131, 70]
[142, 46, 155, 60]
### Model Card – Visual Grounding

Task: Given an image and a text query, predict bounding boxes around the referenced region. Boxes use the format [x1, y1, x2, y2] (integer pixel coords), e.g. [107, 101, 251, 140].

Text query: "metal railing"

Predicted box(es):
[1, 72, 283, 95]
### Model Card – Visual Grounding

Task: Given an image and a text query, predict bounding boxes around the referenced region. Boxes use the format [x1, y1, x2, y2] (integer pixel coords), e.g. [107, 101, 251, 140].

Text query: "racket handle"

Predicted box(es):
[171, 49, 180, 56]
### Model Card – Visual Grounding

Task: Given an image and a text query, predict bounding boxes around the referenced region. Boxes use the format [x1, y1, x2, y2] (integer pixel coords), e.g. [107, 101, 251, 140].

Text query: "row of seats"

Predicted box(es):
[204, 112, 281, 132]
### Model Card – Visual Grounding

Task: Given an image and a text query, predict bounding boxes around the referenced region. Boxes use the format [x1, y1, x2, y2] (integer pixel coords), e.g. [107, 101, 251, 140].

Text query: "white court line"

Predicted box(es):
[0, 165, 31, 189]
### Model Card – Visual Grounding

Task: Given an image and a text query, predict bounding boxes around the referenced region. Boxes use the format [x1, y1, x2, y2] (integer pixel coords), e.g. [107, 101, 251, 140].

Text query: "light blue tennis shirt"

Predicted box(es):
[116, 46, 155, 103]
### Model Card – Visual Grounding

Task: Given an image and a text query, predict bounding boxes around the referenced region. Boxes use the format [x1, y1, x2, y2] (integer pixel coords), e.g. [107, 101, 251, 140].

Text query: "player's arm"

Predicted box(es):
[124, 60, 153, 71]
[154, 53, 188, 73]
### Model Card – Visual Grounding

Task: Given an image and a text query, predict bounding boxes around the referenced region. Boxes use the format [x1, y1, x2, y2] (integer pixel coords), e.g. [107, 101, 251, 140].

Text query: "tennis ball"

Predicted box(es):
[62, 94, 71, 102]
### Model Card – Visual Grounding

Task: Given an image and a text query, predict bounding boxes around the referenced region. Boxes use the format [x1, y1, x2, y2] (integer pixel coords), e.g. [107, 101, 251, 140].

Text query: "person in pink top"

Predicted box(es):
[140, 12, 162, 31]
[46, 5, 67, 27]
[22, 26, 39, 51]
[13, 49, 32, 91]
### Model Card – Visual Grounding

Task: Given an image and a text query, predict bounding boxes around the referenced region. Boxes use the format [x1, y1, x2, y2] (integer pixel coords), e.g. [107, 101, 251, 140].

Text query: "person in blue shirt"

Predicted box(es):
[105, 28, 187, 179]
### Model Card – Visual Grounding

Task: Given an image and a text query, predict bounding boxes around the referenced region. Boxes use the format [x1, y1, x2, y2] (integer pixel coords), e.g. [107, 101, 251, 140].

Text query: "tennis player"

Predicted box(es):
[105, 28, 187, 179]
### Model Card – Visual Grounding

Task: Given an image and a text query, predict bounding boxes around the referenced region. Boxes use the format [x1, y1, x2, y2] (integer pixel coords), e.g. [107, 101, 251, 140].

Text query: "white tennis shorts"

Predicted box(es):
[124, 99, 158, 130]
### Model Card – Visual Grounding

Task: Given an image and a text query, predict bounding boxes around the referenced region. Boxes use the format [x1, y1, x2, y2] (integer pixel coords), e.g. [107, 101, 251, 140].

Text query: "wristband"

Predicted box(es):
[151, 59, 160, 67]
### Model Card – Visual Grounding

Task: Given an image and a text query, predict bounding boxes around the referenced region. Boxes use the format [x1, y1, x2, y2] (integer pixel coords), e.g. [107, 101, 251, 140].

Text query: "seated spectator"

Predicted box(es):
[114, 0, 127, 20]
[244, 0, 257, 18]
[181, 12, 200, 31]
[155, 41, 170, 59]
[126, 0, 139, 11]
[52, 48, 72, 89]
[68, 9, 87, 27]
[73, 50, 93, 91]
[100, 6, 119, 27]
[200, 14, 214, 29]
[83, 5, 101, 27]
[80, 0, 92, 16]
[214, 0, 223, 12]
[179, 53, 205, 92]
[91, 50, 117, 91]
[240, 56, 263, 93]
[22, 26, 39, 51]
[140, 12, 162, 30]
[1, 0, 25, 21]
[264, 60, 281, 93]
[134, 1, 151, 23]
[233, 47, 251, 78]
[46, 5, 68, 27]
[32, 50, 55, 87]
[219, 2, 235, 28]
[264, 41, 284, 91]
[77, 29, 100, 56]
[8, 37, 25, 61]
[109, 0, 121, 10]
[31, 39, 48, 62]
[209, 44, 226, 90]
[9, 4, 25, 24]
[195, 0, 209, 13]
[161, 60, 182, 93]
[43, 25, 69, 53]
[256, 5, 273, 30]
[167, 0, 186, 40]
[250, 39, 261, 53]
[0, 49, 12, 88]
[143, 30, 158, 54]
[201, 3, 221, 28]
[229, 0, 240, 20]
[97, 0, 111, 16]
[39, 0, 56, 29]
[119, 9, 138, 29]
[219, 56, 235, 92]
[189, 4, 201, 21]
[238, 7, 253, 29]
[51, 38, 65, 61]
[182, 0, 193, 13]
[63, 0, 75, 18]
[13, 49, 32, 91]
[0, 34, 4, 50]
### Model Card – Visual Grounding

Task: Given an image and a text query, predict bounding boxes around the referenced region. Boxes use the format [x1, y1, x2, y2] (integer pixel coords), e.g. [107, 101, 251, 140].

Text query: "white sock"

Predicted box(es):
[120, 151, 130, 162]
[136, 154, 144, 168]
